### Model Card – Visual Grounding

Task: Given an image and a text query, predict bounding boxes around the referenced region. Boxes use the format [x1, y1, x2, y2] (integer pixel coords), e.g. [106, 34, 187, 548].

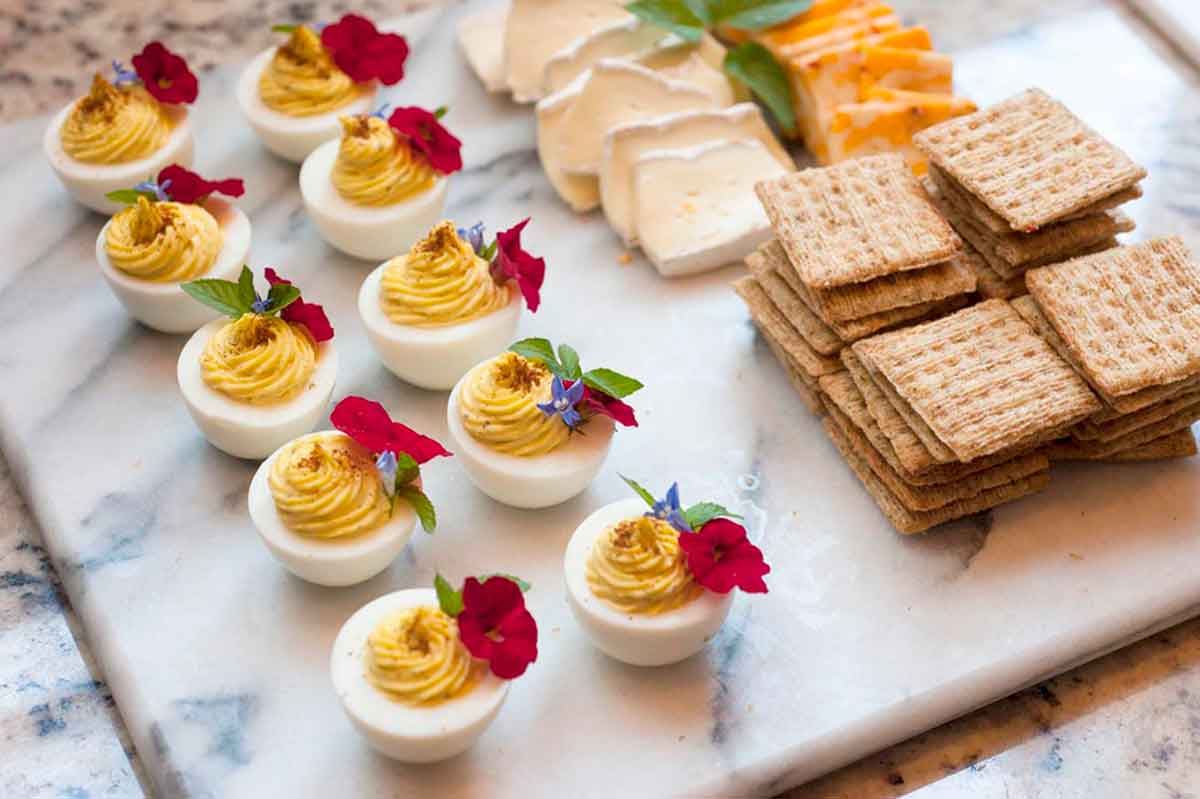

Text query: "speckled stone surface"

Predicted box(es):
[3, 0, 1200, 797]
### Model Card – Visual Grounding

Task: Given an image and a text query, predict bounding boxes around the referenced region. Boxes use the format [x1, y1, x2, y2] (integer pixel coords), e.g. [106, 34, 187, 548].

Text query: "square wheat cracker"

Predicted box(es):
[734, 277, 843, 379]
[745, 247, 843, 356]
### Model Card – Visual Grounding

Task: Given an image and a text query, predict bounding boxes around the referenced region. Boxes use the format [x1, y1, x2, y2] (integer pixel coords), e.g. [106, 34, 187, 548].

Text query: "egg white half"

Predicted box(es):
[177, 319, 339, 460]
[358, 263, 522, 391]
[95, 199, 252, 334]
[248, 432, 417, 586]
[299, 139, 449, 261]
[331, 588, 509, 763]
[235, 47, 377, 163]
[564, 498, 734, 667]
[44, 102, 195, 215]
[445, 365, 614, 509]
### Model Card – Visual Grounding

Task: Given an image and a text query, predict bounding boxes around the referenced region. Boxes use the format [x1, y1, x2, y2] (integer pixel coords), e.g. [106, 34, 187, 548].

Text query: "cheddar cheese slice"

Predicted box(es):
[823, 90, 976, 173]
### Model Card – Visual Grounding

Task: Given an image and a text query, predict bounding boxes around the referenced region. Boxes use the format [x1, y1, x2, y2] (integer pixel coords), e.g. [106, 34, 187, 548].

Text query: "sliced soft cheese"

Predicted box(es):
[458, 3, 512, 93]
[503, 0, 629, 103]
[599, 103, 794, 246]
[536, 83, 600, 211]
[542, 18, 667, 95]
[824, 90, 976, 173]
[634, 34, 742, 106]
[556, 60, 720, 176]
[632, 139, 789, 277]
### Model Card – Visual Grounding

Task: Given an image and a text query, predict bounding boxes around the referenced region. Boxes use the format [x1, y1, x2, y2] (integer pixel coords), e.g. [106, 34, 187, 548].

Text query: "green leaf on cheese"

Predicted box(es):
[723, 42, 797, 134]
[625, 0, 706, 41]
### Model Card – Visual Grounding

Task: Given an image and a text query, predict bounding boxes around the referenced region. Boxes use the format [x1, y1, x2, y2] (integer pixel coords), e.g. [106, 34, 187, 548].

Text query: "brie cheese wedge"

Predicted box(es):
[632, 139, 789, 277]
[557, 60, 720, 176]
[535, 82, 600, 212]
[503, 0, 629, 103]
[599, 103, 793, 246]
[634, 34, 744, 105]
[542, 17, 667, 95]
[457, 2, 511, 94]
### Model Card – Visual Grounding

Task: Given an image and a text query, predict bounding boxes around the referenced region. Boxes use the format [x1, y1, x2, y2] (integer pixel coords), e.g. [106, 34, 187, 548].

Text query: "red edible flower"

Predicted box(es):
[578, 384, 638, 428]
[330, 396, 451, 463]
[456, 577, 538, 679]
[131, 42, 198, 105]
[320, 14, 409, 85]
[158, 165, 244, 205]
[387, 106, 463, 175]
[678, 518, 770, 595]
[491, 218, 546, 312]
[264, 268, 334, 343]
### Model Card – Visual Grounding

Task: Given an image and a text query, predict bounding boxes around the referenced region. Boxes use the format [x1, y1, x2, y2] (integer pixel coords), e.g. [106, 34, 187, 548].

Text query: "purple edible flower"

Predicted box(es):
[648, 483, 691, 533]
[537, 375, 584, 430]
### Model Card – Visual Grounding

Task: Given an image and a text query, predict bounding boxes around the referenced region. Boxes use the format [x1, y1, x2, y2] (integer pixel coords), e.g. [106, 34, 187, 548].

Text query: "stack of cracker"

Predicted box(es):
[733, 153, 978, 414]
[914, 88, 1145, 300]
[1015, 237, 1200, 463]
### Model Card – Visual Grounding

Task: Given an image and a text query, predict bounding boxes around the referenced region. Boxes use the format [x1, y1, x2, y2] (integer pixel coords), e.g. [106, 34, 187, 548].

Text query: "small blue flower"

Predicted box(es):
[375, 450, 398, 495]
[111, 60, 139, 87]
[133, 178, 171, 203]
[537, 376, 585, 429]
[369, 102, 392, 119]
[250, 295, 271, 314]
[457, 222, 487, 257]
[648, 482, 691, 533]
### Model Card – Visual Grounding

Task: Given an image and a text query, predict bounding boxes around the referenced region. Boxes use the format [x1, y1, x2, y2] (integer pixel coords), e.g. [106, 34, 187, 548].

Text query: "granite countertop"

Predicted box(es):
[2, 1, 1200, 797]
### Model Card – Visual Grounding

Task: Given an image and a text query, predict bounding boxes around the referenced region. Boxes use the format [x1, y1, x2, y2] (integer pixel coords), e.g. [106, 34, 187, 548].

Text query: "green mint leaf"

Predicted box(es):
[397, 485, 437, 533]
[582, 368, 644, 399]
[236, 266, 256, 309]
[434, 574, 463, 616]
[393, 453, 420, 488]
[621, 475, 657, 508]
[625, 0, 706, 41]
[181, 278, 253, 318]
[434, 106, 449, 119]
[481, 240, 498, 262]
[707, 0, 811, 29]
[265, 283, 300, 315]
[558, 344, 582, 380]
[724, 42, 796, 134]
[271, 23, 298, 33]
[509, 338, 563, 374]
[480, 573, 532, 592]
[104, 188, 158, 205]
[683, 501, 742, 529]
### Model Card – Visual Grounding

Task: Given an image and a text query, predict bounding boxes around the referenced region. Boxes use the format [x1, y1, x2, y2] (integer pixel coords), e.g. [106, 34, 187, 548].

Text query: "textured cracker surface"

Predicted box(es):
[855, 299, 1101, 462]
[734, 277, 843, 378]
[1026, 237, 1200, 397]
[961, 243, 1028, 299]
[808, 254, 977, 323]
[914, 88, 1146, 231]
[746, 246, 843, 356]
[1074, 390, 1200, 442]
[1102, 428, 1198, 461]
[755, 153, 961, 289]
[1047, 406, 1200, 460]
[864, 359, 961, 464]
[842, 348, 940, 475]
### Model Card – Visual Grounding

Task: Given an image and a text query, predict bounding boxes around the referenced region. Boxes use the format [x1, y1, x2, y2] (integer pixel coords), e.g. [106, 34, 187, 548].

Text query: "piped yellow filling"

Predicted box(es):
[458, 353, 570, 457]
[105, 197, 222, 283]
[60, 74, 172, 164]
[200, 314, 317, 404]
[332, 115, 437, 206]
[586, 516, 701, 615]
[268, 432, 391, 539]
[366, 606, 478, 705]
[258, 26, 363, 116]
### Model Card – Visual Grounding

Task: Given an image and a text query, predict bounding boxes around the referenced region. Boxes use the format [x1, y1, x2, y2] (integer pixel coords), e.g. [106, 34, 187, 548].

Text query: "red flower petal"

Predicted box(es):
[492, 218, 546, 313]
[131, 41, 198, 104]
[157, 165, 244, 205]
[262, 268, 335, 343]
[572, 384, 637, 428]
[320, 15, 409, 85]
[456, 576, 538, 679]
[680, 519, 770, 595]
[329, 396, 451, 463]
[387, 106, 463, 175]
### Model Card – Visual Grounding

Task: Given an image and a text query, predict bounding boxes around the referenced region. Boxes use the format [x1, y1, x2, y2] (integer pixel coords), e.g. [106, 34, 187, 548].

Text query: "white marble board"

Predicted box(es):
[2, 2, 1199, 797]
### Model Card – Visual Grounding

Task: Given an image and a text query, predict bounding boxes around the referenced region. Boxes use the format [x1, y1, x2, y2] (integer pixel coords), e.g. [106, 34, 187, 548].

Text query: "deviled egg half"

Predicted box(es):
[248, 396, 449, 585]
[332, 575, 538, 762]
[95, 166, 250, 333]
[446, 339, 643, 509]
[177, 267, 338, 459]
[45, 43, 199, 214]
[236, 21, 379, 162]
[300, 108, 462, 261]
[564, 482, 769, 666]
[359, 219, 548, 390]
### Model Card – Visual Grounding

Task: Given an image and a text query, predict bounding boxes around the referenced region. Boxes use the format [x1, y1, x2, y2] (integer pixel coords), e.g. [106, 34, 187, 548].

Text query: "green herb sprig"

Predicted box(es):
[508, 338, 643, 399]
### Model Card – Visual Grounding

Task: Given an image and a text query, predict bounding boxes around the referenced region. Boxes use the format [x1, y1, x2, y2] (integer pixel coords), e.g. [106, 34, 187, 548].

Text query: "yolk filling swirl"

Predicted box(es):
[366, 606, 478, 705]
[258, 26, 363, 116]
[200, 314, 317, 404]
[268, 432, 391, 539]
[332, 115, 437, 207]
[458, 353, 571, 457]
[379, 221, 511, 327]
[104, 197, 222, 282]
[586, 516, 701, 615]
[60, 74, 172, 164]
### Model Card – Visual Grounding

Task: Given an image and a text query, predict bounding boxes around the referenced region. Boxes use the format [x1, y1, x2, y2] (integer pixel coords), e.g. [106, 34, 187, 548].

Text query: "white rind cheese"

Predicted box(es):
[503, 0, 629, 103]
[632, 139, 789, 277]
[542, 18, 667, 95]
[599, 103, 793, 246]
[535, 82, 601, 212]
[457, 3, 512, 94]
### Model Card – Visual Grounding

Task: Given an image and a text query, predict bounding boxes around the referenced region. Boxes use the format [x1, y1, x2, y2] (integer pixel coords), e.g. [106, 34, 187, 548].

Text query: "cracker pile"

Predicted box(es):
[915, 88, 1145, 300]
[734, 89, 1199, 535]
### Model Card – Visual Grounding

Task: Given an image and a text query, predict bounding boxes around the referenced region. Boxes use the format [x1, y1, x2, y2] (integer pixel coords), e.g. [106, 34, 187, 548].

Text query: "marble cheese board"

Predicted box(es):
[2, 2, 1200, 797]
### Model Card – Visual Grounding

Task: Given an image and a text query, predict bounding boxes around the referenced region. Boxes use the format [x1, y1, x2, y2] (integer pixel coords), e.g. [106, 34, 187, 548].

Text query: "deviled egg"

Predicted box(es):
[332, 574, 537, 762]
[95, 166, 250, 333]
[176, 267, 338, 459]
[45, 43, 199, 214]
[446, 340, 642, 508]
[359, 219, 549, 390]
[300, 108, 462, 261]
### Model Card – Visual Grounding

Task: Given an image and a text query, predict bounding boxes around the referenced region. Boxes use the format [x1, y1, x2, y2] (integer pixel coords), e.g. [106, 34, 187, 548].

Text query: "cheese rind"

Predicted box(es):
[503, 0, 629, 103]
[542, 17, 666, 95]
[457, 3, 511, 93]
[599, 103, 794, 246]
[632, 139, 789, 277]
[535, 83, 600, 211]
